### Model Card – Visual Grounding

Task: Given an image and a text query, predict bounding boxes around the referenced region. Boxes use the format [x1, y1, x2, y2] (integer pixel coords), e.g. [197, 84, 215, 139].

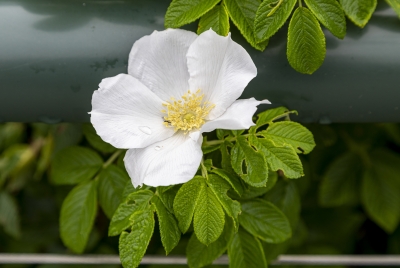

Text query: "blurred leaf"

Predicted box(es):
[250, 136, 303, 179]
[339, 0, 377, 27]
[165, 0, 220, 28]
[194, 184, 225, 245]
[239, 199, 291, 243]
[239, 170, 278, 199]
[173, 176, 204, 233]
[83, 124, 116, 154]
[224, 0, 269, 51]
[361, 149, 400, 233]
[34, 135, 54, 180]
[254, 0, 297, 43]
[52, 124, 83, 155]
[109, 190, 153, 236]
[304, 0, 346, 39]
[287, 7, 326, 74]
[208, 174, 241, 229]
[228, 227, 267, 268]
[60, 180, 97, 253]
[0, 191, 20, 238]
[0, 123, 25, 153]
[231, 136, 268, 187]
[97, 165, 129, 219]
[51, 146, 103, 185]
[0, 144, 34, 187]
[319, 152, 361, 207]
[386, 0, 400, 18]
[153, 195, 181, 255]
[261, 121, 316, 154]
[119, 208, 155, 268]
[187, 218, 234, 268]
[198, 4, 230, 36]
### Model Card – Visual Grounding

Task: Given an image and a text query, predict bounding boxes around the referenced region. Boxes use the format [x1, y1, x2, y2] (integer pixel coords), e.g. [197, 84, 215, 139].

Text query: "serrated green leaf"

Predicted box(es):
[165, 0, 221, 28]
[228, 227, 267, 268]
[224, 0, 269, 51]
[108, 190, 153, 236]
[187, 218, 234, 268]
[51, 146, 103, 185]
[319, 152, 361, 207]
[221, 141, 235, 174]
[217, 129, 231, 140]
[158, 185, 180, 214]
[264, 180, 301, 228]
[231, 136, 268, 187]
[173, 176, 204, 233]
[250, 136, 303, 179]
[254, 0, 297, 43]
[339, 0, 377, 27]
[361, 149, 400, 233]
[194, 185, 225, 245]
[304, 0, 346, 39]
[198, 4, 230, 36]
[152, 195, 181, 255]
[240, 170, 278, 200]
[252, 106, 296, 133]
[119, 208, 155, 268]
[82, 124, 116, 154]
[97, 165, 129, 219]
[60, 180, 97, 253]
[211, 168, 244, 196]
[287, 7, 326, 74]
[0, 191, 20, 238]
[208, 174, 241, 229]
[262, 121, 315, 154]
[239, 199, 291, 243]
[386, 0, 400, 18]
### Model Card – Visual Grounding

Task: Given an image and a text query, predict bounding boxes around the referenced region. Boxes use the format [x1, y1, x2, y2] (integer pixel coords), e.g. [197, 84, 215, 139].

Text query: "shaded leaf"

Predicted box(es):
[82, 124, 116, 153]
[0, 191, 20, 238]
[386, 0, 400, 18]
[211, 168, 244, 196]
[240, 170, 278, 200]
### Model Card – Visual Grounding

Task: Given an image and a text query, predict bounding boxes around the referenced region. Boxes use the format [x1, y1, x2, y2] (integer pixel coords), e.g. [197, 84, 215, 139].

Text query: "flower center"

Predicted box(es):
[162, 90, 214, 133]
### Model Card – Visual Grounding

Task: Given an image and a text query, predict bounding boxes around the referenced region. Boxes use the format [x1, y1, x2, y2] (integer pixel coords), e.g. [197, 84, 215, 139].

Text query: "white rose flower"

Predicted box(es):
[90, 29, 269, 187]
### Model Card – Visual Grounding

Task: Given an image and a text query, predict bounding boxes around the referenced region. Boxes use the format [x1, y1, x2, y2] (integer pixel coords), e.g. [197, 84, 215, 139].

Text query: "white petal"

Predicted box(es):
[187, 29, 257, 119]
[90, 74, 175, 149]
[124, 133, 203, 187]
[200, 98, 270, 134]
[128, 29, 198, 101]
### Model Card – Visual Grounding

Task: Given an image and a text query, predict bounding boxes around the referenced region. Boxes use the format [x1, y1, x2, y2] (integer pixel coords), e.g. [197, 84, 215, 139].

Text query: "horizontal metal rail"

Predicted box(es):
[0, 254, 400, 266]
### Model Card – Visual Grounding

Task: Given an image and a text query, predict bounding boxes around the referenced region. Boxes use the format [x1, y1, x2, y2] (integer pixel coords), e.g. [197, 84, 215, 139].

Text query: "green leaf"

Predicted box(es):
[157, 185, 180, 214]
[119, 208, 155, 268]
[208, 174, 241, 229]
[339, 0, 377, 27]
[194, 185, 225, 245]
[202, 144, 221, 154]
[240, 170, 278, 199]
[254, 0, 297, 43]
[224, 0, 269, 51]
[250, 136, 303, 179]
[97, 165, 129, 219]
[319, 152, 361, 207]
[261, 121, 315, 154]
[239, 199, 291, 243]
[211, 168, 244, 196]
[287, 7, 326, 74]
[187, 218, 234, 268]
[173, 176, 204, 233]
[165, 0, 221, 28]
[51, 146, 103, 185]
[108, 190, 154, 236]
[361, 149, 400, 233]
[231, 136, 268, 187]
[60, 180, 97, 253]
[152, 195, 181, 255]
[304, 0, 346, 39]
[228, 227, 267, 268]
[386, 0, 400, 18]
[0, 191, 20, 238]
[251, 106, 296, 133]
[221, 140, 235, 173]
[82, 124, 116, 154]
[198, 4, 230, 36]
[264, 180, 301, 228]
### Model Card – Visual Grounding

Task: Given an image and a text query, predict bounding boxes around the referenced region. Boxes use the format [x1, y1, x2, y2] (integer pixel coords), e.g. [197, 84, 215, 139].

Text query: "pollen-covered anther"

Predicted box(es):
[162, 90, 214, 133]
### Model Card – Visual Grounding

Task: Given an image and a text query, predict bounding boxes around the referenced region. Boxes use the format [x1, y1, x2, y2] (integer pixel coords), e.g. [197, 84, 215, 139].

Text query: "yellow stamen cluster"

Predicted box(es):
[162, 90, 215, 133]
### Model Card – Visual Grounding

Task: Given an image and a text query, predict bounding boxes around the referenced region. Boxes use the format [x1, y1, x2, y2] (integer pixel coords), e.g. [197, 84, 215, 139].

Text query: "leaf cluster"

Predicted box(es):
[164, 0, 399, 74]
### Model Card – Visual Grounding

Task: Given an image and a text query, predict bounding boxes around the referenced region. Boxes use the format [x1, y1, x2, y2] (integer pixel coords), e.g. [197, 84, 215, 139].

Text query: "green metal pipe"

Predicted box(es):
[0, 0, 399, 123]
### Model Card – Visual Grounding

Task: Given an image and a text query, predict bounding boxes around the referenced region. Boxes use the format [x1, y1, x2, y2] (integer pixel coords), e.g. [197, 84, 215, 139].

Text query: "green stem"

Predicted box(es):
[298, 0, 302, 7]
[200, 158, 208, 179]
[103, 150, 123, 168]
